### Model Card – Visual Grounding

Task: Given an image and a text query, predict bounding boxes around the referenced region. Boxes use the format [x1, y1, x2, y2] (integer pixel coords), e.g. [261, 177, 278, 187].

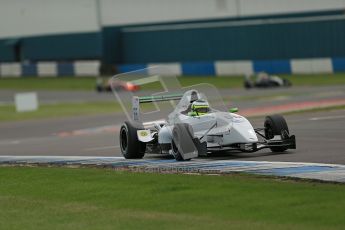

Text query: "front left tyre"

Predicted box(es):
[244, 80, 252, 89]
[119, 121, 146, 159]
[264, 114, 290, 152]
[96, 85, 103, 92]
[283, 79, 292, 87]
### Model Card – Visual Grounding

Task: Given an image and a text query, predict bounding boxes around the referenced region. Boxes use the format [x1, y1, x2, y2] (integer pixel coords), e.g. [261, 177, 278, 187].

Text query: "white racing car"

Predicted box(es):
[119, 90, 296, 161]
[244, 72, 292, 89]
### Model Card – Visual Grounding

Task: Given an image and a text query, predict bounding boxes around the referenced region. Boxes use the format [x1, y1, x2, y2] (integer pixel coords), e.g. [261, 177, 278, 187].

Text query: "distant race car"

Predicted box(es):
[119, 90, 296, 161]
[96, 77, 140, 92]
[244, 72, 292, 89]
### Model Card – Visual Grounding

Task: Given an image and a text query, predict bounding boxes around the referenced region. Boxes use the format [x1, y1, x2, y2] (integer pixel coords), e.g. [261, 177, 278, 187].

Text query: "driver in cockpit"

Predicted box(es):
[188, 100, 210, 116]
[181, 90, 198, 114]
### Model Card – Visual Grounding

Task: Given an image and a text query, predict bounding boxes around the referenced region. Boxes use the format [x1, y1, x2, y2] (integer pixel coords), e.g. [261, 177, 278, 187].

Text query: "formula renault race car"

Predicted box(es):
[244, 72, 292, 89]
[96, 77, 140, 92]
[119, 90, 296, 161]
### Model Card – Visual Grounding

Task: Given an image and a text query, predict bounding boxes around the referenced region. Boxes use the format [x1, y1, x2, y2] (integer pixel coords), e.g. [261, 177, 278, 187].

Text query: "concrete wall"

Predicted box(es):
[2, 57, 345, 77]
[101, 0, 345, 26]
[0, 0, 99, 38]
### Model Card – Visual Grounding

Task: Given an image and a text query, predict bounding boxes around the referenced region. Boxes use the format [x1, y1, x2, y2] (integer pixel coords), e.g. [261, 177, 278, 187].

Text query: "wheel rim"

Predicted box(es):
[120, 128, 128, 152]
[265, 124, 274, 139]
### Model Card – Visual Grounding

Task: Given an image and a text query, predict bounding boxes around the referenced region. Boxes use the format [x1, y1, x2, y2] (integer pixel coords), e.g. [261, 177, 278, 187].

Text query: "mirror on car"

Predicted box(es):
[229, 107, 239, 113]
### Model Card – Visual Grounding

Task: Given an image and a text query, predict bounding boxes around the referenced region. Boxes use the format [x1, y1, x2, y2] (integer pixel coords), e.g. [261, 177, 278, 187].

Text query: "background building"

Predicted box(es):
[1, 0, 345, 76]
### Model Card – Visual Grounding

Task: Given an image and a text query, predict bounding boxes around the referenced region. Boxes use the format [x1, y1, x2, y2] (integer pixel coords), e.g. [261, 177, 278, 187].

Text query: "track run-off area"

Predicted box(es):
[1, 85, 344, 182]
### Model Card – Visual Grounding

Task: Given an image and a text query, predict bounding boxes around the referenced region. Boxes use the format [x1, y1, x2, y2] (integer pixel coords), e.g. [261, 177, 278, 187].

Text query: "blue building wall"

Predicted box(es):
[0, 32, 102, 62]
[102, 9, 345, 64]
[0, 39, 17, 61]
[22, 32, 102, 61]
[120, 16, 345, 63]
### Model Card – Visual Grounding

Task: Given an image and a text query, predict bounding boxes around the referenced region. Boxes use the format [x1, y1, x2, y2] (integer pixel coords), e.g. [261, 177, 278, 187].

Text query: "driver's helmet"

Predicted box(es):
[189, 100, 210, 116]
[257, 72, 269, 81]
[190, 90, 199, 103]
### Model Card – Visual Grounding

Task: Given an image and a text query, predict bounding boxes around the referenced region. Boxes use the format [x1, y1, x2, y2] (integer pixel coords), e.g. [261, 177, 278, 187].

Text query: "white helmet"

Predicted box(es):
[190, 100, 210, 116]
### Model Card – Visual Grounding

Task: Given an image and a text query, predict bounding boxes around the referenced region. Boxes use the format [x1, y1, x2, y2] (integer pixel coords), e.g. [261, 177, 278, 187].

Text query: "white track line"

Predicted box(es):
[309, 115, 345, 121]
[84, 145, 120, 152]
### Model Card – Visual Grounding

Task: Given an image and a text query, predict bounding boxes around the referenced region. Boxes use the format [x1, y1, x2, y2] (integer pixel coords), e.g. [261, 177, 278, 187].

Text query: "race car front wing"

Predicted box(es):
[205, 128, 296, 153]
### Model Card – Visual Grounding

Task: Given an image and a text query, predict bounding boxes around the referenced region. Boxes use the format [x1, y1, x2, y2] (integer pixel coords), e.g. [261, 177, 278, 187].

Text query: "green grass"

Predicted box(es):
[280, 73, 345, 86]
[0, 102, 121, 122]
[0, 77, 96, 90]
[0, 73, 344, 122]
[0, 101, 162, 122]
[1, 73, 344, 91]
[0, 167, 344, 230]
[180, 75, 244, 88]
[0, 76, 243, 90]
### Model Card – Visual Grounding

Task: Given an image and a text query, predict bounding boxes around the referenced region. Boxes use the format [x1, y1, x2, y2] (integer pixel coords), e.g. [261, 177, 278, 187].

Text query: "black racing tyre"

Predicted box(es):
[96, 85, 103, 92]
[270, 81, 280, 87]
[171, 123, 194, 161]
[264, 114, 289, 152]
[244, 80, 252, 89]
[105, 85, 112, 92]
[283, 79, 292, 87]
[119, 121, 146, 159]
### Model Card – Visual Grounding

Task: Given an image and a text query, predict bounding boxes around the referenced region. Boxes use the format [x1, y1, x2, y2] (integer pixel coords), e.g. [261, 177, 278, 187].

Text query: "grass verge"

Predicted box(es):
[0, 101, 163, 122]
[0, 102, 121, 122]
[1, 73, 345, 91]
[0, 77, 96, 90]
[280, 73, 345, 86]
[0, 167, 344, 230]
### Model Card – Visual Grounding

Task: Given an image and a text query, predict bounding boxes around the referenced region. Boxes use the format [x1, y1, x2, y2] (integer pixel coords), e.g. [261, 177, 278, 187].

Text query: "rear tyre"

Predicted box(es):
[244, 80, 252, 89]
[264, 115, 289, 152]
[119, 121, 146, 159]
[96, 85, 103, 92]
[283, 79, 292, 87]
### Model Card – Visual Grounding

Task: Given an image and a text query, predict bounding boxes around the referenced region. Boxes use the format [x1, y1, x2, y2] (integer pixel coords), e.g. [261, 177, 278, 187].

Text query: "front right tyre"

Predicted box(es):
[264, 114, 290, 152]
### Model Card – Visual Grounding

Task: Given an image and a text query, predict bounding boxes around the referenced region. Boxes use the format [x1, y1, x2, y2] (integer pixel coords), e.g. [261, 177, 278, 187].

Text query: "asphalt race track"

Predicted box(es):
[0, 85, 344, 164]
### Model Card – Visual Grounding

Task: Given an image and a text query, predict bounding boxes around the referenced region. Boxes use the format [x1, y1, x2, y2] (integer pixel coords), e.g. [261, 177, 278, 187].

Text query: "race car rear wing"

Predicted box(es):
[138, 94, 183, 103]
[132, 94, 183, 121]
